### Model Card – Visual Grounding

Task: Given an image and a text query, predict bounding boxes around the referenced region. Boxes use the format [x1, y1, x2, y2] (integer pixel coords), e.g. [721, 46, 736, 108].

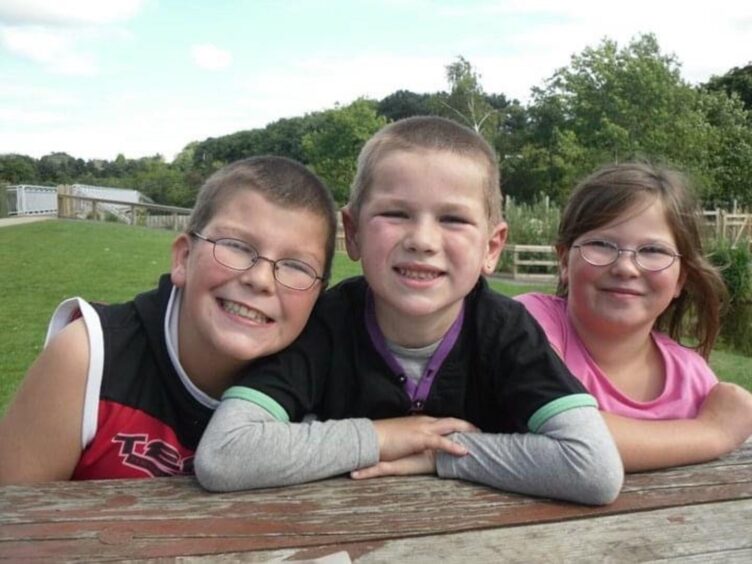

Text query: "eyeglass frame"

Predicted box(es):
[571, 239, 681, 272]
[190, 231, 325, 291]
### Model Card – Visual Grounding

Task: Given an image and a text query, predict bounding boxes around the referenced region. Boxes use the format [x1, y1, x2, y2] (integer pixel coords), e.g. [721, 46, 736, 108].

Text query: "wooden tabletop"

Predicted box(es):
[2, 439, 751, 563]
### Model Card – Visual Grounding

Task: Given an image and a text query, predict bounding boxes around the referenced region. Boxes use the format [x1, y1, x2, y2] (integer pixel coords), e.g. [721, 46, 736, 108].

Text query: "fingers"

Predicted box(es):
[424, 434, 469, 456]
[351, 453, 434, 479]
[429, 417, 479, 435]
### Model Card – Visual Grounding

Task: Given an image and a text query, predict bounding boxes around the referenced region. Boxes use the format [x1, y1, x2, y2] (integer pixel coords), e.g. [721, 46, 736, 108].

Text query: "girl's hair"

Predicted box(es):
[349, 116, 502, 226]
[556, 161, 727, 359]
[186, 156, 337, 283]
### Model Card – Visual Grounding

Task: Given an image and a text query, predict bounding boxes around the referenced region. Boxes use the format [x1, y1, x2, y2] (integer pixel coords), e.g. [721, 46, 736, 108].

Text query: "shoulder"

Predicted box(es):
[312, 276, 367, 323]
[653, 332, 716, 375]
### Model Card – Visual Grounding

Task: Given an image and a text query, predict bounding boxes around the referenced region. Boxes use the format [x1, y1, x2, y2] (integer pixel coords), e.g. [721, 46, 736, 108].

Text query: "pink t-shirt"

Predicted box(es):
[515, 293, 717, 420]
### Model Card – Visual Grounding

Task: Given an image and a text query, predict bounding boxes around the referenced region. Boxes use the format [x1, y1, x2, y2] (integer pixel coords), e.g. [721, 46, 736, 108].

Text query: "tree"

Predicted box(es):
[377, 90, 433, 121]
[705, 63, 752, 112]
[0, 154, 38, 184]
[302, 99, 387, 204]
[431, 56, 499, 144]
[516, 34, 723, 203]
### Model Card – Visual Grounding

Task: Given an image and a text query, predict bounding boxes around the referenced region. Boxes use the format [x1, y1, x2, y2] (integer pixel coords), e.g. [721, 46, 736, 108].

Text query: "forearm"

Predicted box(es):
[435, 407, 623, 505]
[195, 399, 379, 492]
[602, 411, 731, 472]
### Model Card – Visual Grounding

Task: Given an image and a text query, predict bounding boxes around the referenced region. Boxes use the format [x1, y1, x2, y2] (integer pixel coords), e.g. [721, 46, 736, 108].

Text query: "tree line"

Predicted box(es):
[2, 33, 751, 209]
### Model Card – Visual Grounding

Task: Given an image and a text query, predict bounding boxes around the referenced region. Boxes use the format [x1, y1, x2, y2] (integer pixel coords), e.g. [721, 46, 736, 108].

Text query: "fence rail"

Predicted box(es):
[57, 194, 192, 231]
[504, 244, 558, 281]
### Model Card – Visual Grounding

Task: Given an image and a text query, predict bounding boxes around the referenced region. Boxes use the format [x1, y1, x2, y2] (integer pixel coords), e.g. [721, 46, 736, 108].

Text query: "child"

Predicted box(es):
[195, 117, 623, 505]
[0, 156, 337, 483]
[516, 162, 752, 471]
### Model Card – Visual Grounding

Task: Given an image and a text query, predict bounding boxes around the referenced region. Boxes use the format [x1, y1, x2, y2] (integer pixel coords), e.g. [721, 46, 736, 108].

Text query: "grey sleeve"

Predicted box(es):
[194, 399, 380, 492]
[435, 406, 623, 505]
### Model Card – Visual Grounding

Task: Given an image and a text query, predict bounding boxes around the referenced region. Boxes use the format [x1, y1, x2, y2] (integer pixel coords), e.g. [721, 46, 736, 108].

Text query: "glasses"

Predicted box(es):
[572, 239, 681, 272]
[191, 232, 324, 291]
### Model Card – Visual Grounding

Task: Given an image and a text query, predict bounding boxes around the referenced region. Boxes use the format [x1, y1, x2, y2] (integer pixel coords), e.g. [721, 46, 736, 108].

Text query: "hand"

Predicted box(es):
[697, 382, 752, 452]
[372, 415, 478, 462]
[351, 451, 437, 480]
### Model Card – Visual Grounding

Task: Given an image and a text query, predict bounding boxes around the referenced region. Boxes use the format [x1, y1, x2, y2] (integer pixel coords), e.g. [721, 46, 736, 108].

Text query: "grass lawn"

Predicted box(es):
[1, 219, 750, 414]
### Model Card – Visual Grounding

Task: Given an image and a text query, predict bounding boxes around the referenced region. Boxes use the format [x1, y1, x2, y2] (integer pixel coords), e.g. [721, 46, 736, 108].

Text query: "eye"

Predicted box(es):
[638, 244, 675, 256]
[440, 214, 471, 225]
[278, 258, 317, 276]
[378, 210, 409, 219]
[583, 240, 616, 250]
[216, 238, 254, 254]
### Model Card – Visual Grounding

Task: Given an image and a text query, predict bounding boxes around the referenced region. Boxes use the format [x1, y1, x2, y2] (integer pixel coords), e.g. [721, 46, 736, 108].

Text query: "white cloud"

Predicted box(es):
[191, 44, 232, 71]
[0, 25, 98, 75]
[0, 0, 145, 26]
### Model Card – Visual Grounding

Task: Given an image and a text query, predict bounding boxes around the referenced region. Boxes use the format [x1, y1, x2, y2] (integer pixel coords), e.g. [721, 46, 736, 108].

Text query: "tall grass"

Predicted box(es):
[1, 219, 750, 414]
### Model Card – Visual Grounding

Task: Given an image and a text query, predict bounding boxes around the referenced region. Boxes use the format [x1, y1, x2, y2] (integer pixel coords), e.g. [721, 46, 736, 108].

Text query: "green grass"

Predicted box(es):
[1, 220, 750, 414]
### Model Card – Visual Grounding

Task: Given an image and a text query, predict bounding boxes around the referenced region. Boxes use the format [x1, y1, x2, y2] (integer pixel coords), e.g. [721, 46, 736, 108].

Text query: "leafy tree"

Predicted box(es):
[377, 90, 433, 121]
[430, 56, 499, 144]
[0, 154, 38, 184]
[302, 98, 387, 204]
[705, 63, 752, 111]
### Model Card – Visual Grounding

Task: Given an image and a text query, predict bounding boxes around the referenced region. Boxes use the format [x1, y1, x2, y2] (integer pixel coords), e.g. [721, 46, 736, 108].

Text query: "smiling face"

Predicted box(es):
[343, 149, 506, 346]
[171, 189, 328, 381]
[560, 198, 685, 340]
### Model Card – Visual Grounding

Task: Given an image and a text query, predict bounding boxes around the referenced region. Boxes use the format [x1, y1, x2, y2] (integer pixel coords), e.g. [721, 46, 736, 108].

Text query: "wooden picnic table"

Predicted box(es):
[1, 439, 751, 562]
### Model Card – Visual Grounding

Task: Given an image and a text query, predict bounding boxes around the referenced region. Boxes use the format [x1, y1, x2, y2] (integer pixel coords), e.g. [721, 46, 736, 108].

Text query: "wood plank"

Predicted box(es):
[1, 441, 750, 560]
[176, 499, 752, 563]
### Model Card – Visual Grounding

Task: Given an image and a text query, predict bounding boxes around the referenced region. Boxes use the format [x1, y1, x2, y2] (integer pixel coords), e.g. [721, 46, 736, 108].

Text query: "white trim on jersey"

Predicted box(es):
[45, 298, 104, 449]
[165, 288, 219, 410]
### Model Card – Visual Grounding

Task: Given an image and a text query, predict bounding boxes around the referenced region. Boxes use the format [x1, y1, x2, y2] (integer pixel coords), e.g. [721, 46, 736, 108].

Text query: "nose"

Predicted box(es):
[238, 256, 276, 293]
[609, 249, 640, 276]
[404, 217, 440, 254]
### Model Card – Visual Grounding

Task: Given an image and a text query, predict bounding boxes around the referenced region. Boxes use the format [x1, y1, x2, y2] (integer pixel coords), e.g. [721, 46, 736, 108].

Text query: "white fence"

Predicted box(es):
[6, 185, 58, 215]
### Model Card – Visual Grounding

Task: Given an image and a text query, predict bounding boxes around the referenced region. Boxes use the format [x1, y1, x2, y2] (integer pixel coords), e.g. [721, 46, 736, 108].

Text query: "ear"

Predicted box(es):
[170, 233, 192, 288]
[341, 205, 361, 261]
[556, 244, 570, 288]
[481, 221, 508, 276]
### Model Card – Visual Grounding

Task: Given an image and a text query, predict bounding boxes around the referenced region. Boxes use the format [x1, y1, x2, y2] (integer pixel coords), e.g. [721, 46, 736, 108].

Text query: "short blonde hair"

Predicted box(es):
[349, 116, 502, 225]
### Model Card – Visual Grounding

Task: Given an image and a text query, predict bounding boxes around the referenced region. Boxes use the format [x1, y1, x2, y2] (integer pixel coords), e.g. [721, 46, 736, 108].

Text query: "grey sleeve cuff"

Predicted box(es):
[195, 399, 379, 492]
[435, 406, 623, 505]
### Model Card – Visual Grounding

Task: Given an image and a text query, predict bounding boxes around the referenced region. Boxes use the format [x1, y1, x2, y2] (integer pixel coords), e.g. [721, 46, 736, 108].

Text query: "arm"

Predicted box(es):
[355, 406, 624, 506]
[0, 319, 89, 484]
[605, 382, 752, 472]
[194, 398, 476, 492]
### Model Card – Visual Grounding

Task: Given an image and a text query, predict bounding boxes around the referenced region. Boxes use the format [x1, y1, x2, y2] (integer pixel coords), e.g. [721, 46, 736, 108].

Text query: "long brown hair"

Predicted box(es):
[557, 162, 727, 359]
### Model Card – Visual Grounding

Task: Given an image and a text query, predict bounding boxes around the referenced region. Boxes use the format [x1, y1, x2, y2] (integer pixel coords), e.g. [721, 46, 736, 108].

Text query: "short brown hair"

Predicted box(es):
[187, 156, 337, 282]
[557, 161, 727, 358]
[349, 116, 502, 225]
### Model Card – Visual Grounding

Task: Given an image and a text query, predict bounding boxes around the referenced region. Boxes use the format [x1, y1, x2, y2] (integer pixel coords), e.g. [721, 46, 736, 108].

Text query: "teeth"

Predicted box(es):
[221, 300, 270, 323]
[397, 268, 440, 281]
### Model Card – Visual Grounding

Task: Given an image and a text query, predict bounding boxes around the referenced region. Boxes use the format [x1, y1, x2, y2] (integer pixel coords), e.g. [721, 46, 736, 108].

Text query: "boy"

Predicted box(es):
[0, 156, 336, 483]
[195, 118, 623, 505]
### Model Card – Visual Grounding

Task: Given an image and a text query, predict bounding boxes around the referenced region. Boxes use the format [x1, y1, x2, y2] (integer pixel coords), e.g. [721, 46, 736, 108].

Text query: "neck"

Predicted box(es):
[569, 314, 665, 401]
[374, 301, 462, 348]
[179, 346, 239, 400]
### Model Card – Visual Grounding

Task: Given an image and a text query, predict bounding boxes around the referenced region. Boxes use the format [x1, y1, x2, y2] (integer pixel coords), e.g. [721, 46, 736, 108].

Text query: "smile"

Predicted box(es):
[394, 267, 443, 281]
[220, 299, 272, 324]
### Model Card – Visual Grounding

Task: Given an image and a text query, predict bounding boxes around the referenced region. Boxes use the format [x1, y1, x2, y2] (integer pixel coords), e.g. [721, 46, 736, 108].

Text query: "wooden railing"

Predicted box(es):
[57, 194, 192, 231]
[506, 244, 558, 281]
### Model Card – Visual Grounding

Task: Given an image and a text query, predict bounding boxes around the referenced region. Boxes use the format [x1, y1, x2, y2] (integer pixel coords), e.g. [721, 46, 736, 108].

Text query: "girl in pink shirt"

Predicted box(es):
[517, 162, 752, 471]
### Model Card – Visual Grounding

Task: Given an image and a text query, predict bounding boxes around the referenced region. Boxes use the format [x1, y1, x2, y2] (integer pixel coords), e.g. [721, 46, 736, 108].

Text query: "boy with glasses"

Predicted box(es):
[0, 156, 337, 482]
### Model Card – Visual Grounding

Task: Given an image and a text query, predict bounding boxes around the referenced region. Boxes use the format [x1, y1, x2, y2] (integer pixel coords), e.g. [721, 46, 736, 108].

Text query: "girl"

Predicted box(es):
[517, 162, 752, 471]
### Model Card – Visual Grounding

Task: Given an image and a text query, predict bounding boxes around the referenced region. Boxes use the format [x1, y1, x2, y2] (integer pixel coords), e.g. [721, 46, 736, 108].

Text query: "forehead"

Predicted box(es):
[371, 149, 487, 198]
[210, 190, 329, 259]
[586, 198, 676, 240]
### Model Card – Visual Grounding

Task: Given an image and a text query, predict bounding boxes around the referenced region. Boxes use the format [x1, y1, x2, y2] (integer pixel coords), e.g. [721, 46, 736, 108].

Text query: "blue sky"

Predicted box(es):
[1, 0, 750, 162]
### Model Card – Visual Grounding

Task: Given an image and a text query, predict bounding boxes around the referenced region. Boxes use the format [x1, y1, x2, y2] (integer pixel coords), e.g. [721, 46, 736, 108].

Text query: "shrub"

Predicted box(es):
[707, 240, 752, 355]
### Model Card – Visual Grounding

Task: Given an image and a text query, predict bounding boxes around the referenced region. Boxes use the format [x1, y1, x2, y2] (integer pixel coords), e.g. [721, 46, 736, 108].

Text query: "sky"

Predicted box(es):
[1, 0, 750, 163]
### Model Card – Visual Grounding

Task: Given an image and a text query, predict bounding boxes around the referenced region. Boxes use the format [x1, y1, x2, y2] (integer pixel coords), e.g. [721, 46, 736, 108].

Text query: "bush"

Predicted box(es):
[707, 240, 752, 355]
